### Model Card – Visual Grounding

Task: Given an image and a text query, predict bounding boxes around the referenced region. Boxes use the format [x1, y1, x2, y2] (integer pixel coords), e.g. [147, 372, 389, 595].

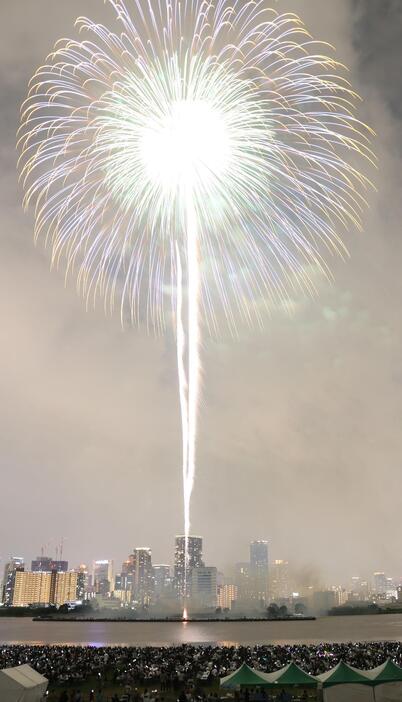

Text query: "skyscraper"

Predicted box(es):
[373, 572, 387, 595]
[234, 562, 252, 602]
[132, 547, 154, 607]
[250, 540, 269, 603]
[190, 566, 217, 609]
[217, 582, 238, 610]
[153, 564, 172, 600]
[12, 570, 79, 607]
[114, 570, 133, 605]
[50, 571, 79, 606]
[174, 535, 204, 598]
[93, 560, 113, 595]
[270, 560, 290, 601]
[121, 555, 136, 576]
[2, 557, 24, 606]
[74, 564, 89, 601]
[12, 571, 51, 607]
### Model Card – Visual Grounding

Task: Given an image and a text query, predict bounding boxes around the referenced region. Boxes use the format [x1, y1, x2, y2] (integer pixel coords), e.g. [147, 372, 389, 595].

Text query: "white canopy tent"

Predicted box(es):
[316, 662, 374, 702]
[321, 684, 374, 702]
[374, 683, 402, 702]
[0, 664, 48, 702]
[363, 660, 402, 702]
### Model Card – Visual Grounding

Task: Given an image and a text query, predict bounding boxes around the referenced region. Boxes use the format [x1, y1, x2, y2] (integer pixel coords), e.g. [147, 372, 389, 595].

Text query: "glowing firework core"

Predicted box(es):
[141, 99, 230, 192]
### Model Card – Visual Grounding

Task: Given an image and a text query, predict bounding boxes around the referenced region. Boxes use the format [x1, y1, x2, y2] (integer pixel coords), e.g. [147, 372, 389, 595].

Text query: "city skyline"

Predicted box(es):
[3, 534, 402, 616]
[2, 534, 402, 595]
[0, 0, 401, 584]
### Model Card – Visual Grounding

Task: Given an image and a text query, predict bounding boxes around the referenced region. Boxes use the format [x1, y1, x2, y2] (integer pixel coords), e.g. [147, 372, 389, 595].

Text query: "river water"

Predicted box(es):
[1, 615, 402, 647]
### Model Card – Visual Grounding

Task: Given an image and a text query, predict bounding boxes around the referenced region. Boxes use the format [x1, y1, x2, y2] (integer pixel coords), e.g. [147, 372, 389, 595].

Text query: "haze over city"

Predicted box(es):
[1, 0, 401, 586]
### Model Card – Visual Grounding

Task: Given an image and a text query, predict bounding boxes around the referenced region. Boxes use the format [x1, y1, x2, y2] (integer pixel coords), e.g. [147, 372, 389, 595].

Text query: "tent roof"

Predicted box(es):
[220, 663, 269, 688]
[363, 659, 402, 683]
[316, 661, 372, 687]
[263, 662, 318, 688]
[221, 659, 402, 691]
[0, 664, 48, 689]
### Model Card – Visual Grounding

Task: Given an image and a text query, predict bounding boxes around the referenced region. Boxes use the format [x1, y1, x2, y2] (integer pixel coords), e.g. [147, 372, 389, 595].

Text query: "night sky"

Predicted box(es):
[0, 0, 401, 584]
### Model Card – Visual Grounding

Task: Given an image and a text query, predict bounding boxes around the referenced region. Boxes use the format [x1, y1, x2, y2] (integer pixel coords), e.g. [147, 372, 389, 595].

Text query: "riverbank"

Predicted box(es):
[33, 616, 316, 623]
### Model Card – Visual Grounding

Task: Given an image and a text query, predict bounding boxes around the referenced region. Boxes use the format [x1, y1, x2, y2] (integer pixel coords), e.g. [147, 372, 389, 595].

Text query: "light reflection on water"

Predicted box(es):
[1, 615, 402, 647]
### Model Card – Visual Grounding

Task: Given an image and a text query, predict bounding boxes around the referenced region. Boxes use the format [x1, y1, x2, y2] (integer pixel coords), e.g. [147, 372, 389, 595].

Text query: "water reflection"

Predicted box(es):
[1, 615, 402, 647]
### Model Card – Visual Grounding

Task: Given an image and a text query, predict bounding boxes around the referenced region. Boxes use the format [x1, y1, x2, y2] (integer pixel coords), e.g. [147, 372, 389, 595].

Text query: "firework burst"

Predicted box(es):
[18, 0, 374, 611]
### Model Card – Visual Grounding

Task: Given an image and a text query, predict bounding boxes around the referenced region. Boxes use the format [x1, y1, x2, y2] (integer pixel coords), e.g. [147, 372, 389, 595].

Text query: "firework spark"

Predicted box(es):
[18, 0, 374, 612]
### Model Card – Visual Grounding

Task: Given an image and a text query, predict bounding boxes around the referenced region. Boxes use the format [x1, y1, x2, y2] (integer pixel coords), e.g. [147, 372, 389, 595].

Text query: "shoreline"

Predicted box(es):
[32, 615, 316, 623]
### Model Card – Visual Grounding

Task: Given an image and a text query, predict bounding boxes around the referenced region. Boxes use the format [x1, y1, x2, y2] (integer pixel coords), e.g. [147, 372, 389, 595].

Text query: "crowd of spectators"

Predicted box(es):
[0, 640, 401, 688]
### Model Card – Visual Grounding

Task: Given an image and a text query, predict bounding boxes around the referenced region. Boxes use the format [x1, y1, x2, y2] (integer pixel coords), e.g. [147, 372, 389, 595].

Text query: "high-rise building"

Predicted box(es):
[12, 571, 52, 606]
[250, 540, 269, 603]
[349, 576, 370, 601]
[93, 560, 113, 595]
[12, 570, 79, 607]
[234, 562, 251, 602]
[114, 570, 133, 605]
[31, 557, 68, 572]
[217, 583, 238, 610]
[388, 578, 396, 597]
[2, 557, 24, 606]
[74, 565, 89, 601]
[333, 586, 348, 606]
[350, 576, 361, 594]
[191, 566, 217, 609]
[373, 572, 387, 595]
[132, 548, 154, 607]
[174, 535, 204, 598]
[121, 555, 136, 576]
[270, 560, 290, 601]
[153, 565, 172, 600]
[51, 571, 79, 606]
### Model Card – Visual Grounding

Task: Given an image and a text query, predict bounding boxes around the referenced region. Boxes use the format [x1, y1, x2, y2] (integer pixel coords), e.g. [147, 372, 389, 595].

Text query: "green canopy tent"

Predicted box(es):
[364, 659, 402, 702]
[221, 662, 318, 694]
[220, 663, 269, 689]
[316, 661, 374, 702]
[263, 662, 318, 689]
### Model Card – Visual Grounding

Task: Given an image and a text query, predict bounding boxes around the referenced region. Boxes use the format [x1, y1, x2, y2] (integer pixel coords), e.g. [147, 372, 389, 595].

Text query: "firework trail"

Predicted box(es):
[18, 0, 374, 612]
